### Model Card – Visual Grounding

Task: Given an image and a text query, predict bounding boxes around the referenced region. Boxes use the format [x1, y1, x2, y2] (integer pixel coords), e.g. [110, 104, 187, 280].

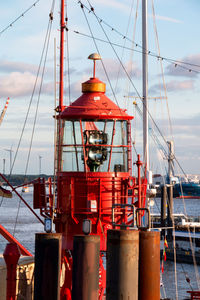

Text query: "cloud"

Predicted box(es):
[0, 60, 38, 75]
[150, 80, 194, 93]
[153, 15, 182, 24]
[0, 72, 37, 97]
[0, 71, 56, 98]
[165, 54, 200, 78]
[83, 58, 141, 81]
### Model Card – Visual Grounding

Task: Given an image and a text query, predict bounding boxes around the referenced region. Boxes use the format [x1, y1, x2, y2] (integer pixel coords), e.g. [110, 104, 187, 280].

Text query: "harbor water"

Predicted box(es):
[0, 191, 200, 299]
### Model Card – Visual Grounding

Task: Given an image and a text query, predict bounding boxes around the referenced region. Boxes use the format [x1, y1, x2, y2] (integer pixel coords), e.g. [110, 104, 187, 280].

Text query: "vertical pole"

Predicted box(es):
[39, 155, 42, 175]
[3, 243, 20, 300]
[34, 233, 62, 300]
[106, 229, 139, 300]
[57, 0, 65, 172]
[161, 185, 167, 237]
[127, 120, 132, 174]
[139, 231, 160, 300]
[72, 235, 100, 300]
[59, 0, 65, 112]
[167, 185, 173, 241]
[3, 158, 5, 174]
[136, 155, 143, 225]
[142, 0, 149, 171]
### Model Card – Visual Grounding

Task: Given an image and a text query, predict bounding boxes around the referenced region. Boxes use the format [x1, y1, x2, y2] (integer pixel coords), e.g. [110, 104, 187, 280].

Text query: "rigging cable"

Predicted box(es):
[0, 0, 41, 36]
[75, 1, 200, 75]
[77, 0, 190, 182]
[125, 0, 139, 113]
[73, 30, 200, 76]
[65, 4, 71, 105]
[79, 3, 121, 109]
[111, 0, 136, 98]
[12, 1, 56, 236]
[151, 0, 174, 143]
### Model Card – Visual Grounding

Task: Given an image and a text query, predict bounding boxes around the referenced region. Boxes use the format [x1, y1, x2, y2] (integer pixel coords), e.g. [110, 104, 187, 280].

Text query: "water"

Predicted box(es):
[0, 192, 200, 299]
[0, 189, 43, 254]
[152, 198, 200, 299]
[151, 197, 200, 217]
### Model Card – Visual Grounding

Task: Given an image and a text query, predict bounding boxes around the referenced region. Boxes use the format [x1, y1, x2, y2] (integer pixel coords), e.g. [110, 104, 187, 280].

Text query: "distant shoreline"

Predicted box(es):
[0, 174, 53, 186]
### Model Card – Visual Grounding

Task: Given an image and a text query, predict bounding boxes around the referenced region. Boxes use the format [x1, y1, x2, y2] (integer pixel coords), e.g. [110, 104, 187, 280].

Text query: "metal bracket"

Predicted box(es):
[112, 204, 135, 228]
[136, 208, 151, 230]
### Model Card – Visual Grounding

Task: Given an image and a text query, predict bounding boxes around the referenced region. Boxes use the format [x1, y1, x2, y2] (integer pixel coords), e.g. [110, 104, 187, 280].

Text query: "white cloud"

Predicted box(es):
[85, 58, 141, 81]
[0, 60, 38, 74]
[166, 80, 194, 92]
[154, 14, 182, 24]
[0, 72, 37, 97]
[165, 53, 200, 78]
[150, 80, 195, 93]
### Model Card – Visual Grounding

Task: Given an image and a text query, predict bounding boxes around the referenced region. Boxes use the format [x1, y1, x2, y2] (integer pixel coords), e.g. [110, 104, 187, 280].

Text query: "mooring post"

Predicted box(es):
[161, 185, 167, 238]
[3, 243, 21, 300]
[34, 233, 62, 300]
[106, 229, 139, 300]
[139, 231, 160, 300]
[167, 184, 173, 241]
[72, 235, 100, 300]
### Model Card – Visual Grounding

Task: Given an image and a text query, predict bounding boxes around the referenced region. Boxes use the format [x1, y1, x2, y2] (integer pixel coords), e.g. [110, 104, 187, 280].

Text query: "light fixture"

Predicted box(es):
[44, 218, 52, 233]
[82, 130, 108, 171]
[82, 219, 92, 235]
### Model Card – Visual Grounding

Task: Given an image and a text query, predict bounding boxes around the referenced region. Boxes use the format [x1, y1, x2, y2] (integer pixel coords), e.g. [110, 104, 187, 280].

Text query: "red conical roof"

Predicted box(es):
[60, 77, 133, 121]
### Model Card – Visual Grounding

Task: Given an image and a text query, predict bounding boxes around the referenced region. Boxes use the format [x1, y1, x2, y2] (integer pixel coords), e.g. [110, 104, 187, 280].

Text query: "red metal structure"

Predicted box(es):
[3, 243, 20, 300]
[33, 1, 147, 299]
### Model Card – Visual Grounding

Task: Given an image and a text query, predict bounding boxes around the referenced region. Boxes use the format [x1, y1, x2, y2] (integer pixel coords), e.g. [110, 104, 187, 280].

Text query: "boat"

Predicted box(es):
[22, 186, 29, 193]
[153, 141, 200, 198]
[173, 181, 200, 199]
[0, 185, 12, 198]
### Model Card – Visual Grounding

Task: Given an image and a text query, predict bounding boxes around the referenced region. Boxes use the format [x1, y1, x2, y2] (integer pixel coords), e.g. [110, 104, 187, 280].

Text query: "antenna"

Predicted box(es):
[88, 53, 101, 78]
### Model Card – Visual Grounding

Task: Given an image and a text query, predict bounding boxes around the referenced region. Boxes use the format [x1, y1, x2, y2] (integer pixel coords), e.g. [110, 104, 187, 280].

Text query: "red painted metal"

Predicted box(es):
[3, 243, 20, 300]
[33, 177, 46, 209]
[187, 291, 200, 300]
[32, 2, 147, 299]
[59, 0, 65, 112]
[0, 224, 32, 256]
[55, 171, 129, 250]
[60, 78, 133, 121]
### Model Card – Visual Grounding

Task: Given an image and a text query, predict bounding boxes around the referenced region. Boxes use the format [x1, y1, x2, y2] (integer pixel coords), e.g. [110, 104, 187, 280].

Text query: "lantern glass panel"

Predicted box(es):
[61, 120, 129, 172]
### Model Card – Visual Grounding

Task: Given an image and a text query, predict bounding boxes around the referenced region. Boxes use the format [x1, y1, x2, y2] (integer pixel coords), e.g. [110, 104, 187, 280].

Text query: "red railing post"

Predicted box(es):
[3, 243, 20, 300]
[136, 154, 143, 225]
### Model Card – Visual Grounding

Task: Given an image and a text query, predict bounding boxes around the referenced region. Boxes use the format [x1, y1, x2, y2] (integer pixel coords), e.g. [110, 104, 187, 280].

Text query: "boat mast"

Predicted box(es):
[59, 0, 65, 112]
[142, 0, 149, 175]
[57, 0, 65, 173]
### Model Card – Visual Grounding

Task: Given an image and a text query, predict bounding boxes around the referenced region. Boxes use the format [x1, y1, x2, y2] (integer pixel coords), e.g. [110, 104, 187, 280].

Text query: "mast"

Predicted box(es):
[59, 0, 65, 112]
[142, 0, 149, 174]
[167, 141, 175, 184]
[57, 0, 65, 172]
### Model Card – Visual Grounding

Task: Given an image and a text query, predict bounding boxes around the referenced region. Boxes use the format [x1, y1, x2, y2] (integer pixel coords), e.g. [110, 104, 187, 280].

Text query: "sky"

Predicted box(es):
[0, 0, 200, 176]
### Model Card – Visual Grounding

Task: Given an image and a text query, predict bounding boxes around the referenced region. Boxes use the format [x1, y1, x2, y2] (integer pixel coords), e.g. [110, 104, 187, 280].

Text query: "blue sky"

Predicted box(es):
[0, 0, 199, 176]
